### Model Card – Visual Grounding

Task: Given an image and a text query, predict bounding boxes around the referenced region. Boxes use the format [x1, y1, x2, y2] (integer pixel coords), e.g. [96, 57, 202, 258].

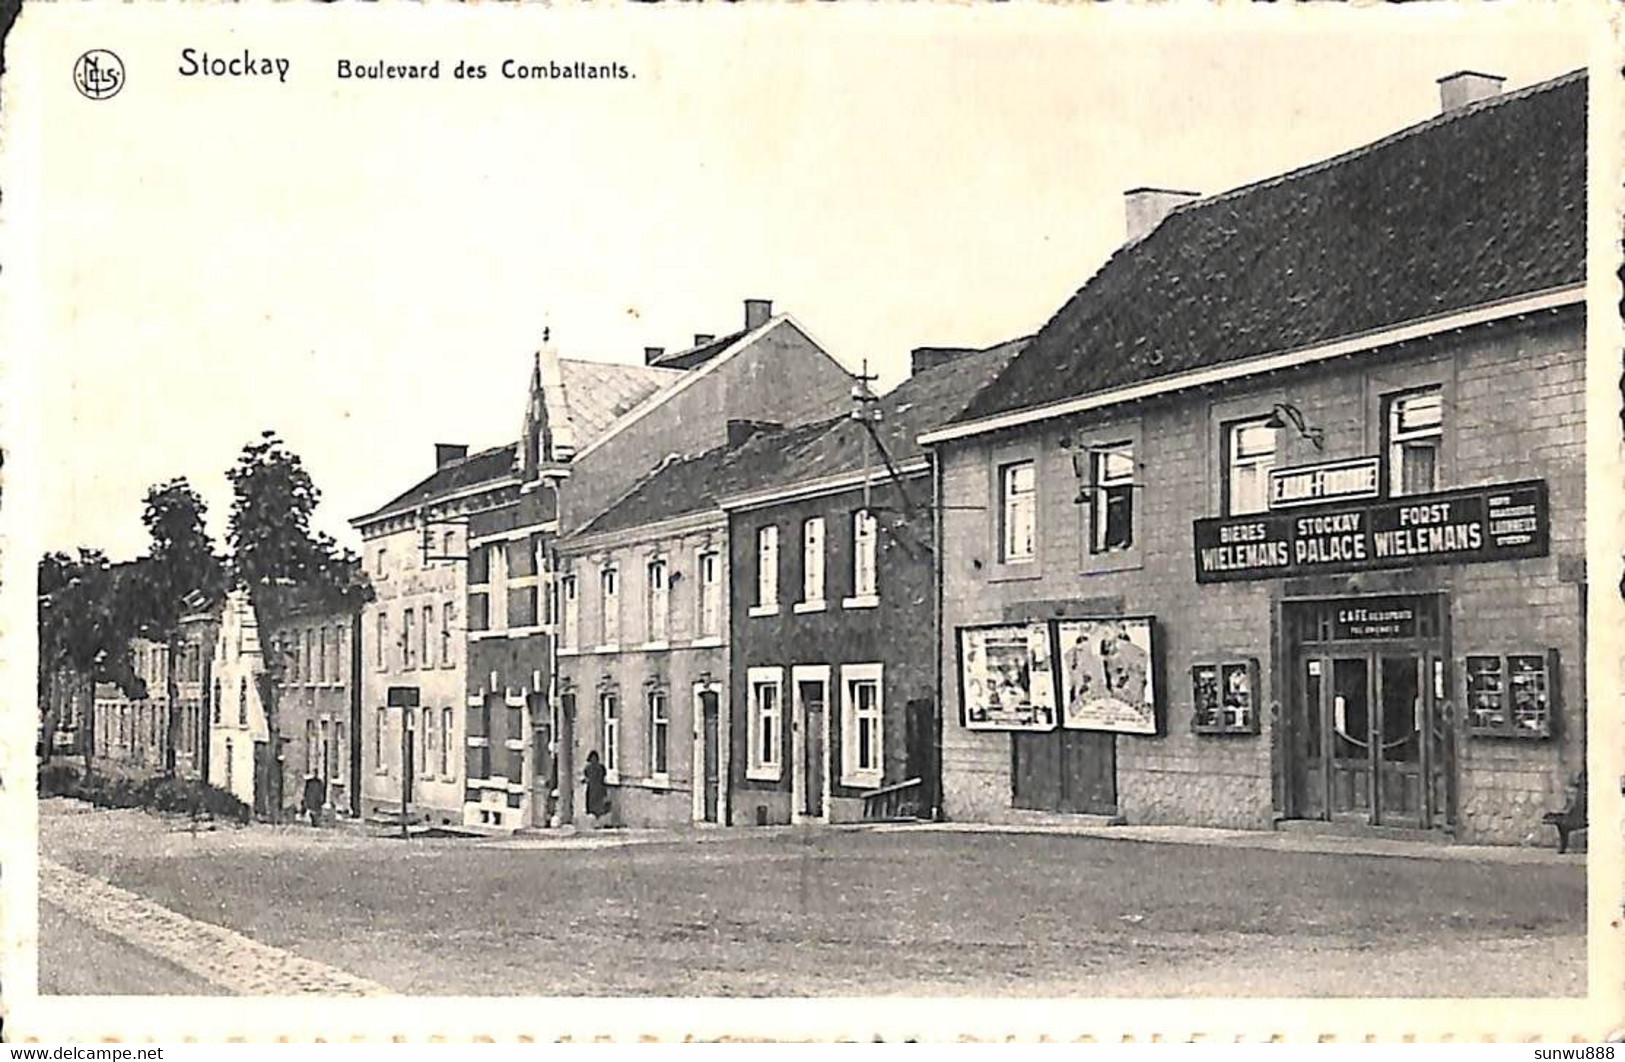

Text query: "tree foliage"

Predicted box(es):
[37, 549, 148, 766]
[140, 478, 225, 635]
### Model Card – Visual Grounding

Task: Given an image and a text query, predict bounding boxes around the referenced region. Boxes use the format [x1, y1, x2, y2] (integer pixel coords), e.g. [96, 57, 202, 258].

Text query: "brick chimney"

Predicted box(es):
[435, 443, 468, 468]
[644, 346, 666, 366]
[744, 299, 774, 331]
[1437, 71, 1504, 114]
[693, 333, 715, 347]
[727, 418, 781, 448]
[910, 346, 978, 376]
[1124, 187, 1199, 242]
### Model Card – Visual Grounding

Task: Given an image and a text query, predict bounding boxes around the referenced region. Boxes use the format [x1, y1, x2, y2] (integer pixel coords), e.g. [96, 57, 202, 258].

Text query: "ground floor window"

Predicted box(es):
[600, 691, 620, 777]
[840, 663, 884, 787]
[649, 689, 669, 778]
[747, 667, 783, 781]
[440, 707, 453, 776]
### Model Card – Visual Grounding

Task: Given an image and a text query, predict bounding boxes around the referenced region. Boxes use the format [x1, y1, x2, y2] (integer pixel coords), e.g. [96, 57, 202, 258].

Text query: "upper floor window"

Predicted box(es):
[600, 566, 620, 645]
[999, 462, 1036, 563]
[756, 526, 779, 609]
[468, 543, 490, 586]
[801, 518, 825, 605]
[697, 552, 721, 637]
[237, 676, 248, 725]
[421, 605, 435, 669]
[403, 610, 416, 668]
[646, 559, 669, 643]
[1091, 443, 1135, 554]
[852, 510, 878, 599]
[1386, 387, 1443, 497]
[560, 574, 579, 649]
[441, 602, 455, 666]
[1226, 419, 1278, 516]
[376, 613, 388, 670]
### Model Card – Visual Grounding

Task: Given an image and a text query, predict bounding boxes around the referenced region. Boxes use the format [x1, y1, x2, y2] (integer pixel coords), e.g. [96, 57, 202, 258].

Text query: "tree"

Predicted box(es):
[38, 549, 147, 774]
[226, 431, 369, 821]
[140, 478, 224, 776]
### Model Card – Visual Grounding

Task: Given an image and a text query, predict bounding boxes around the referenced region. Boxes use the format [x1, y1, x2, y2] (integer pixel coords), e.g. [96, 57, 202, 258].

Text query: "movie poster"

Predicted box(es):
[1056, 617, 1158, 734]
[958, 623, 1057, 731]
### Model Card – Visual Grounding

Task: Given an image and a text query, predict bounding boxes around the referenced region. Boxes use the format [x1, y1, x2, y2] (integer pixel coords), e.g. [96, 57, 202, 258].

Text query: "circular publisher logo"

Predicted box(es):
[73, 49, 124, 100]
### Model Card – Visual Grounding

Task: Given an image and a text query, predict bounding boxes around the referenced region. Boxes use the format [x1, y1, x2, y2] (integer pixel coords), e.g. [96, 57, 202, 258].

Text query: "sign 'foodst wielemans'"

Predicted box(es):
[1192, 479, 1549, 584]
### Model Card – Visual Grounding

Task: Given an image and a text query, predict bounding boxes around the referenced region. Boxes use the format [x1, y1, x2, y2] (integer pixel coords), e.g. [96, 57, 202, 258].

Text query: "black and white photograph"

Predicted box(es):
[4, 0, 1621, 1044]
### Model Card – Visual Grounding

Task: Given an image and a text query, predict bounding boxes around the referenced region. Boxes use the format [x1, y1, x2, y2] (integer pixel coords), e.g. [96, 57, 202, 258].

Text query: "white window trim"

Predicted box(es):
[755, 525, 779, 611]
[648, 688, 671, 782]
[646, 556, 671, 646]
[841, 595, 879, 610]
[600, 565, 621, 648]
[746, 666, 784, 782]
[600, 690, 621, 785]
[696, 549, 723, 641]
[748, 603, 780, 618]
[1225, 417, 1279, 517]
[852, 509, 878, 599]
[793, 600, 828, 614]
[839, 663, 885, 789]
[998, 461, 1038, 565]
[688, 635, 725, 649]
[790, 664, 832, 824]
[801, 517, 826, 607]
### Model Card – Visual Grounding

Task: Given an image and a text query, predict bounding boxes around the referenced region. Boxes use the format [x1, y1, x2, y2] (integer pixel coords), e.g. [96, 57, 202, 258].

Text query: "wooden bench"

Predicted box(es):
[1541, 771, 1587, 854]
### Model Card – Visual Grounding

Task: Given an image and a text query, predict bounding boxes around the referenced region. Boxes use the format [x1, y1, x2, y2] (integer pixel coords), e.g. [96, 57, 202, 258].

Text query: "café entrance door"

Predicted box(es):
[1288, 597, 1453, 832]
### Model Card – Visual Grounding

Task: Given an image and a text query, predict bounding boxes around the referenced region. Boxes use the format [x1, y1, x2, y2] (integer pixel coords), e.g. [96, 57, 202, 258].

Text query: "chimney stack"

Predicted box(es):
[727, 418, 781, 449]
[644, 346, 666, 366]
[1124, 187, 1200, 242]
[693, 333, 715, 348]
[1437, 71, 1504, 114]
[744, 299, 774, 331]
[435, 443, 469, 468]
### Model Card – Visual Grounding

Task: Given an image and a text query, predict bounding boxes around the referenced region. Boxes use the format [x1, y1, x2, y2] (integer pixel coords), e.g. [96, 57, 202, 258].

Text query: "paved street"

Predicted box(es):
[39, 800, 1585, 997]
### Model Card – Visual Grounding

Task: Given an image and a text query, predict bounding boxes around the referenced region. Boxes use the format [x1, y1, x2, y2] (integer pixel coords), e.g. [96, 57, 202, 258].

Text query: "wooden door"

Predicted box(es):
[799, 681, 825, 818]
[701, 692, 720, 823]
[1012, 731, 1062, 811]
[531, 722, 553, 827]
[1013, 730, 1115, 814]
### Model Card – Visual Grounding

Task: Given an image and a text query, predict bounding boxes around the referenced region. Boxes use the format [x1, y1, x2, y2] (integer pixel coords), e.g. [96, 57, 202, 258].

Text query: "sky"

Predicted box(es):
[21, 3, 1590, 561]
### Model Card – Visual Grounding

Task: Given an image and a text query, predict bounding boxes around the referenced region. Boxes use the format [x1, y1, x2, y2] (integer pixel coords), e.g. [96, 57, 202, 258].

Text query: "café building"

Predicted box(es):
[920, 70, 1586, 844]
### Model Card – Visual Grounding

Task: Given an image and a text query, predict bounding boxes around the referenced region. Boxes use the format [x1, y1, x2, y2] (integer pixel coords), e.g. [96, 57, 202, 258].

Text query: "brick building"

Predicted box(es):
[550, 302, 857, 828]
[462, 342, 680, 831]
[920, 71, 1586, 845]
[722, 339, 1026, 825]
[206, 589, 267, 810]
[259, 595, 365, 818]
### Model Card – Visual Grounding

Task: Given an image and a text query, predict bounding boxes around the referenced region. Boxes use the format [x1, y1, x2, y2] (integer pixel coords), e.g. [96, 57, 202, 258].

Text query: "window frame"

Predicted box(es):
[560, 572, 580, 650]
[746, 666, 784, 781]
[998, 460, 1038, 565]
[752, 525, 780, 615]
[600, 690, 620, 780]
[1090, 441, 1137, 555]
[839, 663, 885, 788]
[800, 517, 826, 608]
[1223, 417, 1279, 517]
[648, 688, 670, 780]
[1384, 386, 1445, 498]
[645, 558, 670, 645]
[600, 565, 621, 647]
[697, 550, 722, 638]
[848, 509, 878, 604]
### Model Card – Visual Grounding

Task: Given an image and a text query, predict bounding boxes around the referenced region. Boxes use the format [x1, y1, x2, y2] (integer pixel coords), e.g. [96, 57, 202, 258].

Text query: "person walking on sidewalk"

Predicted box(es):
[583, 750, 610, 829]
[302, 773, 326, 828]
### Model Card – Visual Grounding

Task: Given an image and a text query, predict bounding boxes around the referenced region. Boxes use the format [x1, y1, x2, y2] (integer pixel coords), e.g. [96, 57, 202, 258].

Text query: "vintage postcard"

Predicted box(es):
[3, 0, 1622, 1044]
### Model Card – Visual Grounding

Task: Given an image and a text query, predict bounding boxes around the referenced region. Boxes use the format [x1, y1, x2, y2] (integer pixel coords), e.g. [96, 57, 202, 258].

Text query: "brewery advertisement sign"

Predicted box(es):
[957, 622, 1058, 731]
[1193, 479, 1549, 584]
[1056, 616, 1159, 735]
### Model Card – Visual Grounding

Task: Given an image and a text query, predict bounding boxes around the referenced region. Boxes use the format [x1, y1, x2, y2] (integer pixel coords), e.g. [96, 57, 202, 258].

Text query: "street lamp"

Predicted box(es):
[1263, 402, 1326, 450]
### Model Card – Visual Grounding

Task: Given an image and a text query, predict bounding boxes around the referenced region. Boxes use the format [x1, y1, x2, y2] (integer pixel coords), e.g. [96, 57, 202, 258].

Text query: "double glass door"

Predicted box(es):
[1299, 649, 1450, 829]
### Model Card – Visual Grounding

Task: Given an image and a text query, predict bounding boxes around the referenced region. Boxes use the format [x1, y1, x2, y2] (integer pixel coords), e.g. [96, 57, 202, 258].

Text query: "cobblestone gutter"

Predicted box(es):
[39, 859, 390, 996]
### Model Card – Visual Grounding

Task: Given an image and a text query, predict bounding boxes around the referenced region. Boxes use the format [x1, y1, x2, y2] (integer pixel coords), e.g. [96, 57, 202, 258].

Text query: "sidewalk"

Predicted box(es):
[854, 818, 1582, 866]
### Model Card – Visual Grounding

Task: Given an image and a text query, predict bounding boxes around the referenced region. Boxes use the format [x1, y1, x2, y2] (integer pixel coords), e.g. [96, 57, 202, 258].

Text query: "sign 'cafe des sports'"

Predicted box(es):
[1191, 463, 1555, 835]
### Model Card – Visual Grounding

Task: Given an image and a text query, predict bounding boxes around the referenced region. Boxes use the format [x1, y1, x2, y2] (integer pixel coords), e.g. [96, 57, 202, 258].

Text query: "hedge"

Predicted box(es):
[39, 765, 252, 824]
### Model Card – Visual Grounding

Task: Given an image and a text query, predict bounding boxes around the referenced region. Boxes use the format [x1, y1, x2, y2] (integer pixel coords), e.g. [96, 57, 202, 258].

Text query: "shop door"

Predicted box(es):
[554, 694, 575, 826]
[1012, 730, 1116, 815]
[1302, 651, 1444, 829]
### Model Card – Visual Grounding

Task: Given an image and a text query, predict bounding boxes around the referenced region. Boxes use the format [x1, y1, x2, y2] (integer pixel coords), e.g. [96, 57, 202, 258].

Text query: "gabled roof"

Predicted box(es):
[353, 360, 680, 527]
[647, 330, 746, 371]
[558, 358, 684, 442]
[952, 70, 1586, 429]
[574, 337, 1027, 538]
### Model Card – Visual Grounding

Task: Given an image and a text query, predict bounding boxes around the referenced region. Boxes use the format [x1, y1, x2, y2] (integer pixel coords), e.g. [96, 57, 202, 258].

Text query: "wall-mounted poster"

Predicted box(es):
[958, 623, 1058, 731]
[1056, 617, 1158, 734]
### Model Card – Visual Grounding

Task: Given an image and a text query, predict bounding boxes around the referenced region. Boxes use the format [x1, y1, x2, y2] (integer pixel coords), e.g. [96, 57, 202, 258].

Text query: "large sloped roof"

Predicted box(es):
[576, 337, 1027, 537]
[354, 359, 681, 526]
[953, 70, 1586, 427]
